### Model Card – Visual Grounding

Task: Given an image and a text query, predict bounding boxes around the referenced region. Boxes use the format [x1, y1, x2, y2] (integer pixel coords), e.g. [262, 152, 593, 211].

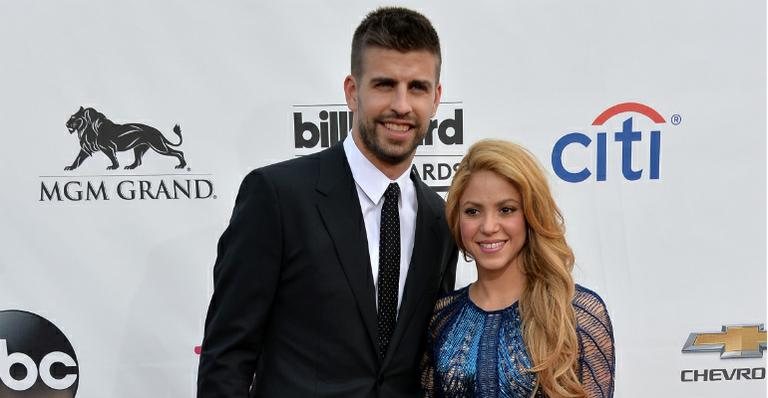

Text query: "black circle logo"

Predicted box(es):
[0, 310, 78, 397]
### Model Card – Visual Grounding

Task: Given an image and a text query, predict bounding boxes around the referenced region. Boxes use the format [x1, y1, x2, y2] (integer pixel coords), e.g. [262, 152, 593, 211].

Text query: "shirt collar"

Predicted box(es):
[343, 134, 413, 204]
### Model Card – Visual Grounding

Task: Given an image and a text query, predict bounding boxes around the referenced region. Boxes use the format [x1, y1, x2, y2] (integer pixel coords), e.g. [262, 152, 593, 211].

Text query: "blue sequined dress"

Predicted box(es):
[421, 285, 615, 398]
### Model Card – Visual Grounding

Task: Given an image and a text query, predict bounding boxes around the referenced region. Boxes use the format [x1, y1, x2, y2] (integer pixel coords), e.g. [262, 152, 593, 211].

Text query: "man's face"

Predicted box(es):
[344, 47, 442, 166]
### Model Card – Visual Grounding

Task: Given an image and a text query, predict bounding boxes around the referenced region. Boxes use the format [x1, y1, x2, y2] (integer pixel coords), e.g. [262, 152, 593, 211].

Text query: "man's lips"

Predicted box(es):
[383, 122, 410, 132]
[378, 120, 416, 140]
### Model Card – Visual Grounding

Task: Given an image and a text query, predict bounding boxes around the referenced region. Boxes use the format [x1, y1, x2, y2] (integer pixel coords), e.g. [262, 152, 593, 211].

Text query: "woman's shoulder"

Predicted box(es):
[573, 284, 608, 310]
[572, 284, 613, 336]
[434, 285, 470, 313]
[426, 286, 471, 341]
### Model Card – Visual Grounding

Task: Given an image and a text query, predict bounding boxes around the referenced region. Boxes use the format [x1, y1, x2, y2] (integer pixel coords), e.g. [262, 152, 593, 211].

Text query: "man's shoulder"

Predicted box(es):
[245, 145, 344, 187]
[412, 174, 447, 209]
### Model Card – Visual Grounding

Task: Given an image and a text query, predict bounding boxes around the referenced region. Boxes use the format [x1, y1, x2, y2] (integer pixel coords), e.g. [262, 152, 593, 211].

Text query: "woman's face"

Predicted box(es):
[459, 170, 527, 273]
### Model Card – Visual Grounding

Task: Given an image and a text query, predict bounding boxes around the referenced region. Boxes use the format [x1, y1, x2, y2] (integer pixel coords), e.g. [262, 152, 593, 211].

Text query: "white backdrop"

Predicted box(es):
[0, 1, 765, 397]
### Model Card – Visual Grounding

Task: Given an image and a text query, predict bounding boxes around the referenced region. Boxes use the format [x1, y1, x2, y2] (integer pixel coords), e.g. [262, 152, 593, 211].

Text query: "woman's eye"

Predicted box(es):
[463, 208, 478, 216]
[500, 207, 517, 214]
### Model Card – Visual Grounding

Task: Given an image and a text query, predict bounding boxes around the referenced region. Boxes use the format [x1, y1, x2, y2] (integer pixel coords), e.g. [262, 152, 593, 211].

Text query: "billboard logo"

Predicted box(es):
[0, 310, 78, 396]
[294, 109, 354, 149]
[64, 106, 187, 171]
[682, 324, 767, 359]
[292, 103, 466, 191]
[552, 102, 670, 182]
[292, 104, 463, 152]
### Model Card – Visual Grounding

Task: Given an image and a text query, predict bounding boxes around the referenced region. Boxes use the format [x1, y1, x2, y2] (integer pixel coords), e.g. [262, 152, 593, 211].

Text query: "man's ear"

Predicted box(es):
[344, 75, 358, 112]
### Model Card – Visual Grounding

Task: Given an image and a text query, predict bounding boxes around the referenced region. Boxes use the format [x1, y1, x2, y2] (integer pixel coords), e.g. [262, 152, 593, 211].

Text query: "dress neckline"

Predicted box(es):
[462, 285, 520, 315]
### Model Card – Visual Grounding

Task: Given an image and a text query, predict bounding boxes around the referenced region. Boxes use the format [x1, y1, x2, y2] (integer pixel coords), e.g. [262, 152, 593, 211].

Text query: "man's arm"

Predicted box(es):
[439, 242, 459, 293]
[197, 170, 283, 397]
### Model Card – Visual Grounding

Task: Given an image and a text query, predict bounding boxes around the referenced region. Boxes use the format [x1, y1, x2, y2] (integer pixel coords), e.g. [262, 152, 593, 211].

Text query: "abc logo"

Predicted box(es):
[0, 310, 78, 397]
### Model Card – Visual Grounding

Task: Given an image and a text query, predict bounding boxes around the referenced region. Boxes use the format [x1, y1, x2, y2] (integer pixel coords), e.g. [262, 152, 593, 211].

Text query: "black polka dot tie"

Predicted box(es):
[377, 182, 400, 359]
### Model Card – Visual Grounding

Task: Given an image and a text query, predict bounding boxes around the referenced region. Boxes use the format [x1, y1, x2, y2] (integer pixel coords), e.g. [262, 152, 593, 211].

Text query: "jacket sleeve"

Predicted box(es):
[197, 170, 283, 397]
[439, 241, 459, 293]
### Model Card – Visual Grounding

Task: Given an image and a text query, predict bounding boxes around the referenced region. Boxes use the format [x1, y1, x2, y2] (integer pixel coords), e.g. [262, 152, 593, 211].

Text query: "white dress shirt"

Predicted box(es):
[343, 135, 417, 314]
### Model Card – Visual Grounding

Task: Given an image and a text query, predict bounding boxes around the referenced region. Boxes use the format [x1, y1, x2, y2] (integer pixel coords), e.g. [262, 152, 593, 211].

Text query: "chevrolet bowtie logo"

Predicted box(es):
[682, 324, 767, 359]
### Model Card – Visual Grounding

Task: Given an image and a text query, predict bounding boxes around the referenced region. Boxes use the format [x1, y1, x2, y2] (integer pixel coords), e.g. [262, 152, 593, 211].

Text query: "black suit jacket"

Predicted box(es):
[198, 143, 458, 397]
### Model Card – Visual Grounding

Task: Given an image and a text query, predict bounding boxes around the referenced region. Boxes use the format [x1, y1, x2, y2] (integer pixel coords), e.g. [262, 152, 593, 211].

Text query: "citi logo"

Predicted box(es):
[0, 310, 78, 396]
[292, 103, 463, 152]
[551, 102, 675, 183]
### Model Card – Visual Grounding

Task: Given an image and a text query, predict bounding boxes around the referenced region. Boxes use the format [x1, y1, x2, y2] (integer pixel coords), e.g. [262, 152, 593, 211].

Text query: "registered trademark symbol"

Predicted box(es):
[213, 195, 217, 199]
[187, 167, 191, 172]
[671, 114, 682, 125]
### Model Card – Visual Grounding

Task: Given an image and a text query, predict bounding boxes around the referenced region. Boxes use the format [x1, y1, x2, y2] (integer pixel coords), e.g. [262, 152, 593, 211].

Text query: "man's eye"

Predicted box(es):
[410, 84, 428, 92]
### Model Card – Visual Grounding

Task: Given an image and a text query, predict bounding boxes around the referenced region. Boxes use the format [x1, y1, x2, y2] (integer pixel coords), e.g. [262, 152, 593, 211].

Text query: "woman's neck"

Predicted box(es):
[469, 259, 527, 311]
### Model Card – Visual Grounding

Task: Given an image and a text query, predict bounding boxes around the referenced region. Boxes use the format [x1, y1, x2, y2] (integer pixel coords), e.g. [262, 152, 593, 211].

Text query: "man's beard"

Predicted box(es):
[357, 117, 426, 165]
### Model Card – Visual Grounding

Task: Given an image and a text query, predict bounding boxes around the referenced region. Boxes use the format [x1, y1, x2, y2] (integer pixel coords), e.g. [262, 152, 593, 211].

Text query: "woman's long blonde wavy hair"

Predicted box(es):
[445, 139, 585, 398]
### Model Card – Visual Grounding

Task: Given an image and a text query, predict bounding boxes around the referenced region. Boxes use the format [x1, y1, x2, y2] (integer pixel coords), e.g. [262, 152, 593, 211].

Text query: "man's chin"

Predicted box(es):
[374, 142, 418, 165]
[359, 124, 422, 165]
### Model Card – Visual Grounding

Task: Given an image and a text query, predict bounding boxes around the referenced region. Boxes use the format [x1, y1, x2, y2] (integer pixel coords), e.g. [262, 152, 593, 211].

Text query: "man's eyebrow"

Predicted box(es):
[369, 77, 396, 85]
[409, 79, 433, 90]
[368, 77, 434, 90]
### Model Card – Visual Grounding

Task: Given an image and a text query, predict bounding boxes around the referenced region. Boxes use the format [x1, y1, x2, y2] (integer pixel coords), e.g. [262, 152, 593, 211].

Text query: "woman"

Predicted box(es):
[422, 140, 615, 397]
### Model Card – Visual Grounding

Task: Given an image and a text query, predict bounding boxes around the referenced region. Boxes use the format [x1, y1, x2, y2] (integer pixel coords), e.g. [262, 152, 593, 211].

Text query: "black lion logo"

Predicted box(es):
[65, 106, 187, 170]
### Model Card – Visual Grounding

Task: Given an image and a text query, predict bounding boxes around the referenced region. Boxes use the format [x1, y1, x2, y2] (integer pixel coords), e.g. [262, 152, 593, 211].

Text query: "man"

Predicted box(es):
[198, 7, 458, 397]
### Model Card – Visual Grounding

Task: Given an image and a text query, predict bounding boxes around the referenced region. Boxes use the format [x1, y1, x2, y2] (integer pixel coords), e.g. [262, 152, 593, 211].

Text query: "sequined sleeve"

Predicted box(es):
[573, 285, 615, 398]
[421, 291, 463, 397]
[421, 336, 436, 398]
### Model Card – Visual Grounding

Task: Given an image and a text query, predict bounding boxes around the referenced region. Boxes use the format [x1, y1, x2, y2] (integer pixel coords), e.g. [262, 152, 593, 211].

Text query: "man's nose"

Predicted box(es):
[390, 86, 413, 115]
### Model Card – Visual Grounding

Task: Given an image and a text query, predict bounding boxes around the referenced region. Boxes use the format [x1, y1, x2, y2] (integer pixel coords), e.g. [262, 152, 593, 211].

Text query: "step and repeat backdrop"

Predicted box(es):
[0, 1, 765, 397]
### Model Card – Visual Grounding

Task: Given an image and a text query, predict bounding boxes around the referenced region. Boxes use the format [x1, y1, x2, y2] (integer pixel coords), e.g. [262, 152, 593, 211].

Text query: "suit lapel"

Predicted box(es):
[382, 172, 443, 368]
[314, 145, 378, 352]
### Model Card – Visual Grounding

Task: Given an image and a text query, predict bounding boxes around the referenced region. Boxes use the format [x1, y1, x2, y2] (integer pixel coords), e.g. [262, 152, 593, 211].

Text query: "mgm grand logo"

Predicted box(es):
[64, 106, 186, 170]
[39, 106, 214, 202]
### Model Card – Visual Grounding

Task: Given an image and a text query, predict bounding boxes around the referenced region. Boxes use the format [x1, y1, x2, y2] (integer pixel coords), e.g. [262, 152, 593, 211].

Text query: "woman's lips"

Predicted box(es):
[477, 240, 506, 253]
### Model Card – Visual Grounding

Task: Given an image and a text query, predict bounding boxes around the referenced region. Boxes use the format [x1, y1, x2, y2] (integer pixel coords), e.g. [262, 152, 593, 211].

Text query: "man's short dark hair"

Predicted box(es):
[351, 7, 442, 80]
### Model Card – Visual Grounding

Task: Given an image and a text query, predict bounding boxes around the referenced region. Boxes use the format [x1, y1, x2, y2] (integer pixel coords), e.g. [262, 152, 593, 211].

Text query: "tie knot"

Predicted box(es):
[385, 183, 400, 201]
